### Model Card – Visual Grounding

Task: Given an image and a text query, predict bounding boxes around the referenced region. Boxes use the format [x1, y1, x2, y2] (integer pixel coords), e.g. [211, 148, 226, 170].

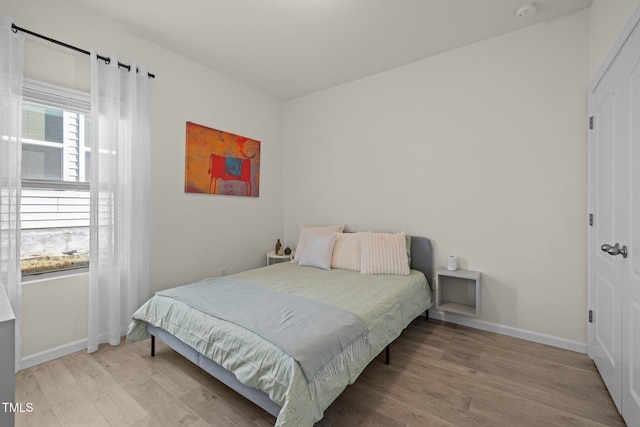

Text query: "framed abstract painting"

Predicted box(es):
[184, 122, 260, 197]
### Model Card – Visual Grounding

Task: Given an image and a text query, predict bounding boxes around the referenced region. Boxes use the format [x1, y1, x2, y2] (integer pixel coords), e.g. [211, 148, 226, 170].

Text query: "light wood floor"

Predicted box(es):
[15, 319, 625, 427]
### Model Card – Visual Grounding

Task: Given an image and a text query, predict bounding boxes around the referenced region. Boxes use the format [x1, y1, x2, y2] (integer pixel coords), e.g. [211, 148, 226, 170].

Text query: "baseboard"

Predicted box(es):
[20, 339, 87, 370]
[428, 310, 588, 354]
[20, 326, 129, 370]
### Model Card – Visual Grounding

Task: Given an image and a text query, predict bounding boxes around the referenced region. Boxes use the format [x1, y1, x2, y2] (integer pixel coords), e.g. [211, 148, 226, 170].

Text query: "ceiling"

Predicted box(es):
[68, 0, 593, 100]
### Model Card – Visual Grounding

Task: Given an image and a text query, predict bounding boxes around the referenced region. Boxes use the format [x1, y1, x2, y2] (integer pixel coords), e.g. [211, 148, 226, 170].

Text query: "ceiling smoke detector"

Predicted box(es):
[516, 4, 537, 18]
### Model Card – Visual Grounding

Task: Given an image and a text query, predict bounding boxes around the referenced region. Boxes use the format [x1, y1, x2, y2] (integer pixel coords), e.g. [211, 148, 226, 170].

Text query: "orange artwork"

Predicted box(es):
[184, 122, 260, 197]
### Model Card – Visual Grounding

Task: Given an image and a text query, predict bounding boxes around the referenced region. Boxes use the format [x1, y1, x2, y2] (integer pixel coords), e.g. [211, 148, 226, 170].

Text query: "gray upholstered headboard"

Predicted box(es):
[409, 236, 433, 285]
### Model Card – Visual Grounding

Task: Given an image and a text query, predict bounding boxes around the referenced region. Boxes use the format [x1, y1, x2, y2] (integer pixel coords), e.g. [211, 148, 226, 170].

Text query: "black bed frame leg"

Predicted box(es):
[151, 335, 155, 357]
[425, 309, 429, 321]
[385, 345, 390, 365]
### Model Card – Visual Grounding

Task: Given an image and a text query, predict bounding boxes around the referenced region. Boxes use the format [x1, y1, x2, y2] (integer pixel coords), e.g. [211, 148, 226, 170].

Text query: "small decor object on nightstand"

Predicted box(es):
[275, 239, 282, 254]
[447, 256, 458, 271]
[284, 247, 291, 255]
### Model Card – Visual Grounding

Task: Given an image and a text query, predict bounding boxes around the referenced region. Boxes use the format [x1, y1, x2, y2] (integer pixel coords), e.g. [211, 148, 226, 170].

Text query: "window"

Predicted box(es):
[20, 80, 91, 276]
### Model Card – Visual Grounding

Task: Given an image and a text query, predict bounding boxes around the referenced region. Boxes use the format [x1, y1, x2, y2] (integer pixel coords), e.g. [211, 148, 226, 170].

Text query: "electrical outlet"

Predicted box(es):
[219, 267, 226, 277]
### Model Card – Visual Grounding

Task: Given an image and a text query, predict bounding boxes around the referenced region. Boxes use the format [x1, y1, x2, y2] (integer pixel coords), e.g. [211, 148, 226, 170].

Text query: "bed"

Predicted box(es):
[127, 233, 433, 426]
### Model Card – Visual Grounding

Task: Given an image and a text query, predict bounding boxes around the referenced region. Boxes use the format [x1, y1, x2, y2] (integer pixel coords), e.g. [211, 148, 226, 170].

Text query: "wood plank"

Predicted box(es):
[355, 361, 496, 426]
[468, 383, 620, 427]
[179, 385, 259, 427]
[163, 351, 273, 422]
[38, 382, 110, 427]
[100, 356, 200, 427]
[78, 372, 148, 426]
[14, 370, 59, 427]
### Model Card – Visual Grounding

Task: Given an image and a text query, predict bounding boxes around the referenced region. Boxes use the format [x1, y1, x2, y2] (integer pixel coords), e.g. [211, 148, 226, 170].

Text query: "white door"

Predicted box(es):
[590, 57, 623, 412]
[589, 15, 640, 427]
[621, 17, 640, 425]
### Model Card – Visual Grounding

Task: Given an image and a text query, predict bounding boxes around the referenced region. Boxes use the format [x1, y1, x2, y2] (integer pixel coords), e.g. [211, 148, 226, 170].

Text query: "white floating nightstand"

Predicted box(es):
[436, 268, 481, 316]
[266, 250, 293, 266]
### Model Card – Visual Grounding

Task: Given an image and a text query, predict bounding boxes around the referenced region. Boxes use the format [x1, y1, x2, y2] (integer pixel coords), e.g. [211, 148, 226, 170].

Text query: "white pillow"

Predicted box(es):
[360, 231, 410, 276]
[292, 224, 344, 263]
[331, 232, 361, 271]
[297, 232, 337, 270]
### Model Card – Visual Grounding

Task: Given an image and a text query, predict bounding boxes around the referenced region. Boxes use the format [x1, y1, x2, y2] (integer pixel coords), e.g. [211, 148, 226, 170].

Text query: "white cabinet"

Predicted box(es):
[0, 285, 15, 427]
[436, 268, 480, 316]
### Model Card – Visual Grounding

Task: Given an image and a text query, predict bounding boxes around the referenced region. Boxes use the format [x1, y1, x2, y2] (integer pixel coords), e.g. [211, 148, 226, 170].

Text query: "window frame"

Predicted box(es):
[20, 79, 92, 281]
[23, 79, 91, 115]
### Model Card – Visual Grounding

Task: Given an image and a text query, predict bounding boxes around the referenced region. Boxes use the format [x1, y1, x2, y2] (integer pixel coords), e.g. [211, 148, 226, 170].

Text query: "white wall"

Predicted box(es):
[21, 273, 88, 358]
[590, 0, 640, 79]
[284, 10, 590, 345]
[5, 0, 285, 360]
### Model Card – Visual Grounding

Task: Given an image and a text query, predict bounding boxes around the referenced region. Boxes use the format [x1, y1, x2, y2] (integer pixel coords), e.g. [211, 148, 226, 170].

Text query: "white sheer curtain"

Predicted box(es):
[0, 16, 24, 372]
[88, 51, 151, 353]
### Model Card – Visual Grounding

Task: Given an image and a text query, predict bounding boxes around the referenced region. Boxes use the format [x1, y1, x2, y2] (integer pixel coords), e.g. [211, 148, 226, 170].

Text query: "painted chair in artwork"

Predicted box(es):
[208, 154, 252, 196]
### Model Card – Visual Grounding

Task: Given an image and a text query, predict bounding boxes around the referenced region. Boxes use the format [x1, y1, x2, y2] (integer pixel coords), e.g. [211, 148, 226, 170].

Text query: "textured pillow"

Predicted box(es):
[292, 224, 344, 263]
[297, 232, 337, 270]
[331, 232, 361, 271]
[360, 231, 411, 275]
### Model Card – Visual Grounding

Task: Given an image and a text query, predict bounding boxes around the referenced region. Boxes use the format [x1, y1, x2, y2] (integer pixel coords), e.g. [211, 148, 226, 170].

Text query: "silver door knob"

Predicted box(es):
[601, 243, 628, 258]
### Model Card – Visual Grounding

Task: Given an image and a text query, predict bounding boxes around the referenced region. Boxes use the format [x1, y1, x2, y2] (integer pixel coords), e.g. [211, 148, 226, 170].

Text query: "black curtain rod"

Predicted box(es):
[11, 23, 155, 79]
